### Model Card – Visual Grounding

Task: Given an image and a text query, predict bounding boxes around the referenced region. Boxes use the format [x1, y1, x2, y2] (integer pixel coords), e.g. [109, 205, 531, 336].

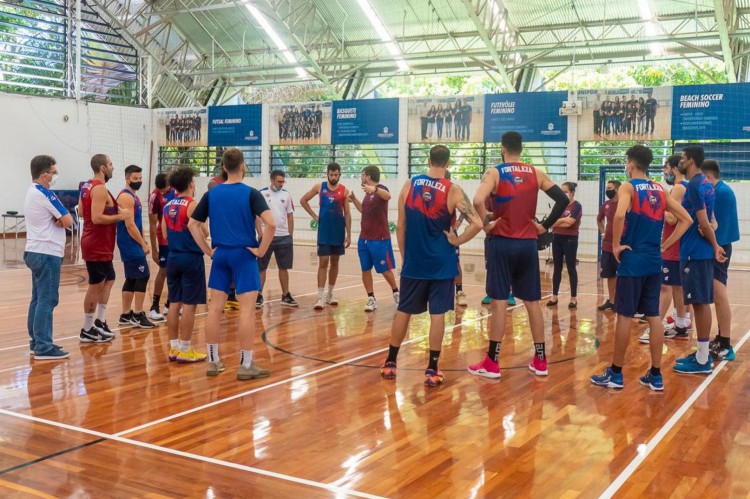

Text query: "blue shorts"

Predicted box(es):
[317, 244, 345, 257]
[600, 251, 619, 279]
[358, 239, 395, 273]
[398, 277, 454, 315]
[681, 259, 714, 305]
[208, 247, 261, 295]
[167, 252, 206, 305]
[123, 257, 150, 280]
[614, 274, 660, 317]
[486, 236, 541, 301]
[713, 243, 732, 286]
[661, 260, 681, 286]
[158, 245, 169, 269]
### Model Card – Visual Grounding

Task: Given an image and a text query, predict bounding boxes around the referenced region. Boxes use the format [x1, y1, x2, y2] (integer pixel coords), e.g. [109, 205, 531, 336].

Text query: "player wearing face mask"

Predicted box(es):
[596, 180, 621, 310]
[116, 164, 155, 329]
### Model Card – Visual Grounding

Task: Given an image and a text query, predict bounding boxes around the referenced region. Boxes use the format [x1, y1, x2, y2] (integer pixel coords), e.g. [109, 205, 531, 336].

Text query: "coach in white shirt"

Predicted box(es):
[24, 155, 74, 360]
[256, 170, 297, 308]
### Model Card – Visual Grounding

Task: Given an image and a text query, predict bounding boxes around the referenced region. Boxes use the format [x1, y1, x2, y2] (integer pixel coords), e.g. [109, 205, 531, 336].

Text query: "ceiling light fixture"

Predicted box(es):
[354, 0, 409, 72]
[245, 2, 308, 78]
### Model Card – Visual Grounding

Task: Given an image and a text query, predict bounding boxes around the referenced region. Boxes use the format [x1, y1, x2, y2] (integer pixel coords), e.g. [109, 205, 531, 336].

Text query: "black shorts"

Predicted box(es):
[600, 251, 619, 279]
[486, 236, 541, 301]
[167, 252, 207, 305]
[614, 274, 660, 318]
[85, 260, 116, 285]
[123, 257, 150, 280]
[661, 260, 681, 286]
[317, 243, 345, 257]
[681, 259, 714, 305]
[158, 245, 169, 269]
[258, 235, 294, 271]
[713, 243, 732, 286]
[397, 277, 454, 315]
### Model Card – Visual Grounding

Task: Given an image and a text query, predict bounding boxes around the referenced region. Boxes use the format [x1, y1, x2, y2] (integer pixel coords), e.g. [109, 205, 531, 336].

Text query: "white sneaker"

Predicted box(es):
[364, 296, 377, 312]
[162, 305, 169, 316]
[314, 298, 326, 310]
[148, 309, 165, 322]
[325, 293, 338, 305]
[456, 291, 468, 307]
[393, 291, 400, 304]
[638, 328, 650, 344]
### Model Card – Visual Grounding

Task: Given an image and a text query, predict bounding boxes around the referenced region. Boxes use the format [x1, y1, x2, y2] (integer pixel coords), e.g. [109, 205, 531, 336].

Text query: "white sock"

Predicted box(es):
[675, 316, 687, 329]
[696, 341, 710, 364]
[318, 288, 325, 300]
[169, 339, 179, 350]
[96, 304, 107, 322]
[240, 349, 253, 368]
[179, 339, 190, 353]
[327, 285, 334, 296]
[83, 313, 95, 331]
[207, 343, 219, 363]
[686, 312, 691, 321]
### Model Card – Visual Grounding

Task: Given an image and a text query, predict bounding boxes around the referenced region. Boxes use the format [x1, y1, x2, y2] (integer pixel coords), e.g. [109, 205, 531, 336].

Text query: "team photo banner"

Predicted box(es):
[672, 82, 750, 140]
[483, 91, 567, 142]
[270, 101, 332, 145]
[207, 105, 262, 146]
[407, 95, 485, 143]
[331, 98, 399, 145]
[155, 107, 207, 147]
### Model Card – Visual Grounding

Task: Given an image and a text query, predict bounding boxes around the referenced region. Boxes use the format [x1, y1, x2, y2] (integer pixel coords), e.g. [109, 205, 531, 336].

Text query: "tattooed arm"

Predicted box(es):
[445, 184, 483, 246]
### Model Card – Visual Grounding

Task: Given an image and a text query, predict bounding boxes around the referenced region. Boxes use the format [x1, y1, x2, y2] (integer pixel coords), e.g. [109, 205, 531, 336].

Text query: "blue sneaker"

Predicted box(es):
[673, 355, 712, 374]
[675, 352, 696, 364]
[507, 293, 517, 306]
[639, 371, 664, 391]
[34, 348, 70, 360]
[481, 295, 491, 305]
[590, 367, 624, 389]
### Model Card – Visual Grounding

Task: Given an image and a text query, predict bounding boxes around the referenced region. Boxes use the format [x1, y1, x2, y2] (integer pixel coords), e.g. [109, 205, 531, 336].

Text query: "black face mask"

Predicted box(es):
[129, 181, 142, 191]
[605, 189, 616, 199]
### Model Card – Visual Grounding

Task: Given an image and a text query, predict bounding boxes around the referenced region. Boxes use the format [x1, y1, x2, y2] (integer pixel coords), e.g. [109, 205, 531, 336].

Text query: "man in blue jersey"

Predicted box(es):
[300, 162, 352, 310]
[116, 165, 155, 329]
[701, 160, 739, 361]
[379, 145, 483, 387]
[591, 145, 691, 391]
[188, 148, 276, 380]
[673, 146, 727, 374]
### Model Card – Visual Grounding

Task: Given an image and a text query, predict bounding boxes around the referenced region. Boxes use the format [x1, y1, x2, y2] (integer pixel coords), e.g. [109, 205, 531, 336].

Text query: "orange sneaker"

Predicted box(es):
[380, 361, 397, 379]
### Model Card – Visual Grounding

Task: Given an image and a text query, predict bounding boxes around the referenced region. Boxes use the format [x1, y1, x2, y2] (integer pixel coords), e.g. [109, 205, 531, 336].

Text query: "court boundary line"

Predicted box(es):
[0, 408, 385, 499]
[600, 327, 750, 498]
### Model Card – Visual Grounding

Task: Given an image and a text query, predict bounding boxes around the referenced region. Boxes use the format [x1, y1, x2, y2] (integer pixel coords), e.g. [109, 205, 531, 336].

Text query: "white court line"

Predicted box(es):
[600, 327, 750, 499]
[0, 408, 385, 499]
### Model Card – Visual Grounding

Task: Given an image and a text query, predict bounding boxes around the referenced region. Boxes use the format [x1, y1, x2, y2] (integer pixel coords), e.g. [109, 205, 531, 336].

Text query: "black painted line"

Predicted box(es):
[0, 438, 106, 475]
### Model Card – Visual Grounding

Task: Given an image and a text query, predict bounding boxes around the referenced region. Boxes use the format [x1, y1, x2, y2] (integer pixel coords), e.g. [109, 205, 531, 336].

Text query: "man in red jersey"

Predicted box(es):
[79, 154, 129, 343]
[469, 131, 569, 379]
[596, 180, 621, 311]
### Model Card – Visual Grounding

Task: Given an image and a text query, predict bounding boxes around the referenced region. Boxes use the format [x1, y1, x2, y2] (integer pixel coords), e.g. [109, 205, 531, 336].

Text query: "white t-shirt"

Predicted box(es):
[259, 187, 294, 237]
[24, 183, 69, 258]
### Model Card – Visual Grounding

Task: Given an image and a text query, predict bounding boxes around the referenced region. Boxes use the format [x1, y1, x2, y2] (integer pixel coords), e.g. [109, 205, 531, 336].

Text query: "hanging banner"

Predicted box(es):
[407, 95, 485, 143]
[155, 107, 207, 147]
[672, 83, 750, 140]
[207, 105, 262, 146]
[331, 98, 399, 144]
[269, 101, 332, 145]
[483, 91, 567, 142]
[577, 87, 673, 141]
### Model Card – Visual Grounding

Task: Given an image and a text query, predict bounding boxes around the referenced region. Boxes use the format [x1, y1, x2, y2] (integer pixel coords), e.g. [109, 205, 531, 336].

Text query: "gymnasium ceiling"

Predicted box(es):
[87, 0, 750, 107]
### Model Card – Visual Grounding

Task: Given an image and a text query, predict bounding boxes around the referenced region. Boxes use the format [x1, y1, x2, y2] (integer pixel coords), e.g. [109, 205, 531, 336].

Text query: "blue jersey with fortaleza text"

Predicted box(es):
[617, 178, 666, 277]
[680, 173, 715, 261]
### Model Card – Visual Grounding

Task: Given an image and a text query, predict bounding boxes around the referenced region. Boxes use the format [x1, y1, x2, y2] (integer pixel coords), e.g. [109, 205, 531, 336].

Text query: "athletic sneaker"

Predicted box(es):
[393, 291, 400, 304]
[675, 352, 696, 365]
[639, 371, 664, 391]
[118, 312, 134, 326]
[236, 362, 270, 380]
[481, 295, 491, 305]
[148, 308, 165, 322]
[130, 312, 155, 329]
[673, 355, 712, 374]
[325, 293, 338, 306]
[30, 343, 63, 356]
[666, 314, 693, 330]
[380, 361, 397, 379]
[638, 329, 651, 344]
[424, 368, 445, 387]
[468, 355, 501, 379]
[639, 326, 681, 344]
[709, 338, 736, 361]
[162, 305, 169, 316]
[314, 298, 326, 310]
[507, 293, 516, 306]
[634, 313, 647, 323]
[364, 296, 377, 312]
[206, 361, 226, 376]
[455, 290, 468, 307]
[671, 326, 689, 340]
[597, 299, 614, 311]
[281, 293, 298, 307]
[168, 348, 180, 361]
[255, 293, 264, 309]
[80, 327, 113, 343]
[94, 319, 115, 338]
[590, 367, 624, 389]
[528, 357, 548, 376]
[34, 348, 70, 360]
[176, 348, 207, 363]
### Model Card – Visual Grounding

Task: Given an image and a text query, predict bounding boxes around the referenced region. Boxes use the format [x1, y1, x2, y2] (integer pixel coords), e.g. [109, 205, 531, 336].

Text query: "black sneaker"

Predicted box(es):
[118, 312, 134, 326]
[80, 327, 113, 343]
[130, 312, 155, 329]
[255, 293, 264, 309]
[671, 326, 689, 340]
[597, 300, 614, 311]
[94, 319, 115, 339]
[281, 293, 298, 307]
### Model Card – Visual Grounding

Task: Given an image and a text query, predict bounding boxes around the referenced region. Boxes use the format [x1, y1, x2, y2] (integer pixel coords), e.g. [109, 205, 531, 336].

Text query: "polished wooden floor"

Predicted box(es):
[0, 236, 749, 498]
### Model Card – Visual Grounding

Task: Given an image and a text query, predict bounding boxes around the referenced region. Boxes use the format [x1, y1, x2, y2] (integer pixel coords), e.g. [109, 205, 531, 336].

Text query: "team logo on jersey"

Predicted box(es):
[663, 267, 669, 274]
[514, 177, 524, 184]
[684, 267, 690, 274]
[138, 265, 145, 273]
[422, 191, 432, 202]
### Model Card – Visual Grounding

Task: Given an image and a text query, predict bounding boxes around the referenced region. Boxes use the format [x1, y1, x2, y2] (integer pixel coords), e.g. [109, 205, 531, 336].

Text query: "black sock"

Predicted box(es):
[488, 340, 501, 363]
[611, 364, 623, 374]
[165, 299, 170, 308]
[152, 295, 160, 310]
[368, 292, 375, 298]
[650, 366, 661, 376]
[428, 350, 440, 371]
[387, 344, 400, 363]
[455, 283, 463, 293]
[392, 287, 399, 293]
[718, 335, 731, 348]
[534, 342, 546, 361]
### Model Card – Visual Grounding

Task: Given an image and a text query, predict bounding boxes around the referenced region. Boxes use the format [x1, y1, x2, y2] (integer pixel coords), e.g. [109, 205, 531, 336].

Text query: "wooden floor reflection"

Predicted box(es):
[0, 237, 749, 497]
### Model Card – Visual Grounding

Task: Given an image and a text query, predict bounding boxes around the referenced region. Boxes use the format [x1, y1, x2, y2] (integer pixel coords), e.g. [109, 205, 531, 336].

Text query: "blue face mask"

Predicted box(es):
[665, 173, 675, 185]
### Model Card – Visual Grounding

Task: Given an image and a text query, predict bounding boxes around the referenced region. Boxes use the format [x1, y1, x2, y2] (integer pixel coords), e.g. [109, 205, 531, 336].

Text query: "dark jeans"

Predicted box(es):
[552, 235, 578, 297]
[24, 251, 62, 354]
